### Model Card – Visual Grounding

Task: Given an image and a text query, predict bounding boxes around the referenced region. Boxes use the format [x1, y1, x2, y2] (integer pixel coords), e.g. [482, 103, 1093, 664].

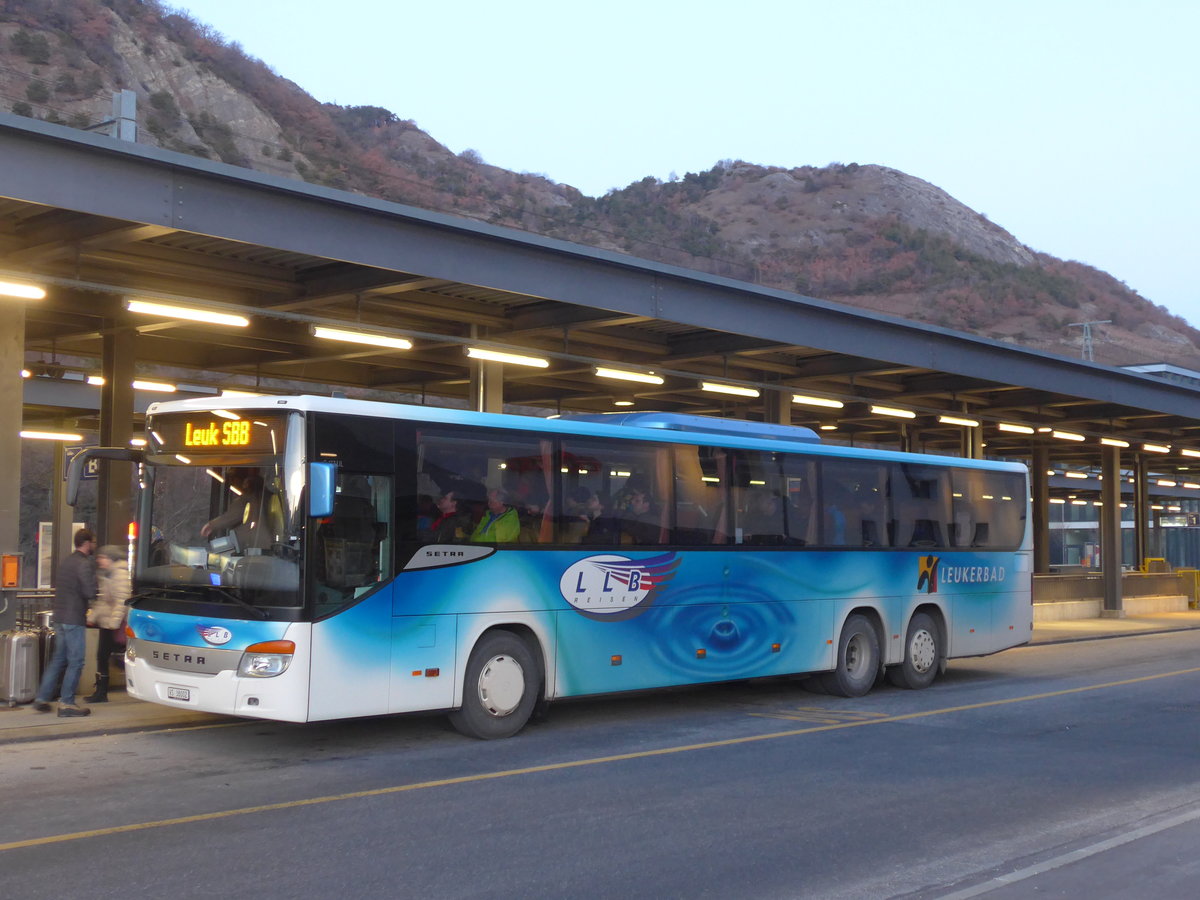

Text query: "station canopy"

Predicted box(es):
[4, 115, 1200, 483]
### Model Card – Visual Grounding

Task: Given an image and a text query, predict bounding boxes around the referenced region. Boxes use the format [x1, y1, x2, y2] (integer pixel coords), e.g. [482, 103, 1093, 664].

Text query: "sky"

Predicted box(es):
[175, 0, 1199, 327]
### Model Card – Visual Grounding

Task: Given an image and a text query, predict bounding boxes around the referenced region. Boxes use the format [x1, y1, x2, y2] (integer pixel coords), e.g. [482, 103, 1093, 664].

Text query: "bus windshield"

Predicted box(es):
[140, 459, 302, 610]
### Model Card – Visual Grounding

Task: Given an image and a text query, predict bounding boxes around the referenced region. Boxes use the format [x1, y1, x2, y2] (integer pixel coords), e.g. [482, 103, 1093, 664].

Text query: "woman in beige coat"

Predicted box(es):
[84, 545, 130, 703]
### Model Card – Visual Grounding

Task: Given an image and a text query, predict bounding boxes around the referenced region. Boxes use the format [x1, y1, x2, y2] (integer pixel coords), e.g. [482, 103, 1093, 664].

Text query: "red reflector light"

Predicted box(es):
[125, 624, 135, 640]
[425, 668, 439, 678]
[770, 643, 781, 653]
[245, 640, 295, 655]
[695, 649, 706, 659]
[610, 655, 622, 666]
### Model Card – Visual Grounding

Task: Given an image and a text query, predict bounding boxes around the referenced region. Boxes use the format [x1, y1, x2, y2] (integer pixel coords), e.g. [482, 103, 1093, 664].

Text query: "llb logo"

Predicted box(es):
[559, 553, 680, 621]
[917, 556, 940, 594]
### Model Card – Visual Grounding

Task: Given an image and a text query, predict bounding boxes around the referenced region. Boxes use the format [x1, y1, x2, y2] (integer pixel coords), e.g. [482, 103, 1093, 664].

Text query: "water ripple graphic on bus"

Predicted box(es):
[646, 592, 797, 680]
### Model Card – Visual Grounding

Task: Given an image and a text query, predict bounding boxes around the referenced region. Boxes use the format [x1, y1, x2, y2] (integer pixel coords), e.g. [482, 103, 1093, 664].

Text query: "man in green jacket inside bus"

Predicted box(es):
[471, 487, 520, 543]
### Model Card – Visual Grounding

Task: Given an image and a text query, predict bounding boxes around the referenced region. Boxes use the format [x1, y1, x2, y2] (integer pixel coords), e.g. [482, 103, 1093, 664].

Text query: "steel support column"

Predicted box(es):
[1134, 454, 1150, 566]
[470, 361, 504, 413]
[1031, 444, 1050, 574]
[0, 303, 23, 627]
[97, 329, 135, 545]
[1100, 443, 1124, 616]
[764, 390, 790, 426]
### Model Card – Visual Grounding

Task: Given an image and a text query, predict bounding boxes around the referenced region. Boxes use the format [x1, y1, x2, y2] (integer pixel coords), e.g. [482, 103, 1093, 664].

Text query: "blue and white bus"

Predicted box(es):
[73, 395, 1031, 739]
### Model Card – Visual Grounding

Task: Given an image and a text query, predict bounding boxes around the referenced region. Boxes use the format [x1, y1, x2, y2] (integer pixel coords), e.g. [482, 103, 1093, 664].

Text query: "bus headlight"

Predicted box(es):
[237, 640, 295, 678]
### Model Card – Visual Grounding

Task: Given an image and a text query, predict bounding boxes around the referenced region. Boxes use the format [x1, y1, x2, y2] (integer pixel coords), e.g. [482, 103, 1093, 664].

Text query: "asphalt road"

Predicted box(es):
[4, 631, 1200, 899]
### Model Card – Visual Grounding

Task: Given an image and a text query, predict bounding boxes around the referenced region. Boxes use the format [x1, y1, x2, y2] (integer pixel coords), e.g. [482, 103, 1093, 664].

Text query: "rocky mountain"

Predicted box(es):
[3, 0, 1197, 368]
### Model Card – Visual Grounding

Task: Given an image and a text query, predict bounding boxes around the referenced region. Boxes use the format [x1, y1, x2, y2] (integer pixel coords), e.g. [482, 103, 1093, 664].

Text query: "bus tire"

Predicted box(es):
[819, 614, 879, 697]
[887, 612, 940, 690]
[449, 631, 539, 740]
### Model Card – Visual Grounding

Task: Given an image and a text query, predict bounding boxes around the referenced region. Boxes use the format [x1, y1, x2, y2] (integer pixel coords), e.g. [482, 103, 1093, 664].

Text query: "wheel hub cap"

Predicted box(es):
[477, 654, 525, 717]
[910, 630, 936, 673]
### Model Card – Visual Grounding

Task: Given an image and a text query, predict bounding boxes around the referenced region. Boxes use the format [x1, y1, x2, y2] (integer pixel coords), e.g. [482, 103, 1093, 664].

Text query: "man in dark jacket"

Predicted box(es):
[33, 527, 97, 717]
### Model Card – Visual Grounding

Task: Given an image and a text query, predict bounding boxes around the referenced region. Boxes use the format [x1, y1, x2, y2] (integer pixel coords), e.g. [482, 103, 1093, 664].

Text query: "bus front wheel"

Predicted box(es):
[819, 614, 880, 697]
[887, 612, 940, 690]
[449, 632, 539, 740]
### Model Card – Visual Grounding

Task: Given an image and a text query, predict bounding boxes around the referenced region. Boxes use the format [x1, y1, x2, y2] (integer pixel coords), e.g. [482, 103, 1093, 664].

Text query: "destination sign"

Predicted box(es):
[147, 412, 286, 456]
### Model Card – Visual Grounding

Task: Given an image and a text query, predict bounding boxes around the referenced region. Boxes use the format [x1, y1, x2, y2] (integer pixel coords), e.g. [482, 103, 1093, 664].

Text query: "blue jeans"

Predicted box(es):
[36, 623, 87, 706]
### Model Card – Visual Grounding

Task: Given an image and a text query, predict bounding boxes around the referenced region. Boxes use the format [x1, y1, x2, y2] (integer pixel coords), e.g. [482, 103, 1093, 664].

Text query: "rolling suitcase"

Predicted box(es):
[0, 628, 39, 707]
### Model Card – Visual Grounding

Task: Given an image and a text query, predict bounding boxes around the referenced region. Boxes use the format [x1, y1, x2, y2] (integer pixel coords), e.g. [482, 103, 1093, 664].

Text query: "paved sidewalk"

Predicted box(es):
[0, 691, 236, 744]
[5, 609, 1200, 744]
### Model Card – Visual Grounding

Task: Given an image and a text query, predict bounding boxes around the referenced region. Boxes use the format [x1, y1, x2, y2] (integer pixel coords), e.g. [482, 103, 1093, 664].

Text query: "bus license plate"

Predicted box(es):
[167, 687, 190, 701]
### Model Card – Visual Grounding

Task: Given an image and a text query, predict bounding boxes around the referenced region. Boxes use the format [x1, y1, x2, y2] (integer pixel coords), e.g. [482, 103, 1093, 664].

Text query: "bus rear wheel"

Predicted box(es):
[449, 632, 539, 740]
[819, 614, 880, 697]
[887, 612, 940, 690]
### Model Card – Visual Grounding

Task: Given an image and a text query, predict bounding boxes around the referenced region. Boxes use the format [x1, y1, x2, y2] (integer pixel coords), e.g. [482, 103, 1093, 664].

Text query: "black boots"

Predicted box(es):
[83, 674, 109, 703]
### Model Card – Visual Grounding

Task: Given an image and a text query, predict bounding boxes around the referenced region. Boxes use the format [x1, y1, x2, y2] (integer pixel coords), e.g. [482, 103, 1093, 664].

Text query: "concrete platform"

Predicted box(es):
[6, 609, 1200, 745]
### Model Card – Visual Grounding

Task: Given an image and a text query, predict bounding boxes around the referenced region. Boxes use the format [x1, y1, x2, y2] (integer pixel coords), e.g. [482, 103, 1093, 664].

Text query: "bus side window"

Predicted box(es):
[672, 445, 729, 545]
[821, 459, 889, 548]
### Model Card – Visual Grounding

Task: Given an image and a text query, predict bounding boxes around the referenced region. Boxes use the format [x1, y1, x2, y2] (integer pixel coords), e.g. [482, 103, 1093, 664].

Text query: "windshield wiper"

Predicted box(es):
[208, 585, 268, 619]
[132, 584, 267, 619]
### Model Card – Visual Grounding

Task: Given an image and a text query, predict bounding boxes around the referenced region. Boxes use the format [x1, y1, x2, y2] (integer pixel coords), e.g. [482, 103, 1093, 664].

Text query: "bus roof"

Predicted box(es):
[146, 394, 1027, 473]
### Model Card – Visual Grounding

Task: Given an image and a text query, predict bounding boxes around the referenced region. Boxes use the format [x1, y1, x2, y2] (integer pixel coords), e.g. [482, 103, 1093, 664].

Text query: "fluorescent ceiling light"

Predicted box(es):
[465, 347, 549, 368]
[595, 366, 663, 385]
[938, 415, 980, 427]
[0, 280, 46, 300]
[1180, 449, 1200, 459]
[1183, 483, 1200, 490]
[132, 380, 176, 392]
[127, 298, 249, 328]
[1049, 498, 1066, 505]
[998, 422, 1035, 434]
[20, 430, 83, 441]
[1100, 437, 1130, 447]
[1157, 479, 1177, 487]
[819, 423, 838, 431]
[1142, 443, 1171, 453]
[613, 400, 635, 407]
[86, 375, 105, 386]
[870, 404, 916, 419]
[1051, 430, 1085, 442]
[792, 394, 844, 409]
[129, 437, 147, 447]
[1065, 472, 1088, 479]
[312, 325, 412, 351]
[700, 381, 760, 398]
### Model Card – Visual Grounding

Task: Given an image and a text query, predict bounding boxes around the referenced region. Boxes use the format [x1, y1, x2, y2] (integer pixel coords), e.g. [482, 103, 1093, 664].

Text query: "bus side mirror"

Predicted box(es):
[309, 462, 336, 518]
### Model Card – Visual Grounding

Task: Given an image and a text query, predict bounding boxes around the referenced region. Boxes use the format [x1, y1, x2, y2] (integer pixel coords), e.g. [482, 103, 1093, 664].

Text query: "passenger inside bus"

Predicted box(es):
[741, 488, 787, 545]
[621, 488, 662, 544]
[470, 488, 520, 543]
[421, 488, 472, 543]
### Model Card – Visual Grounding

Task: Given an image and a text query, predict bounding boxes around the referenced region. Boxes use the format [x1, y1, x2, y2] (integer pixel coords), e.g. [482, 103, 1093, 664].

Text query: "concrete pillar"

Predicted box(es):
[470, 360, 503, 413]
[1031, 444, 1051, 574]
[1100, 443, 1124, 616]
[0, 303, 23, 628]
[764, 390, 790, 425]
[97, 329, 135, 545]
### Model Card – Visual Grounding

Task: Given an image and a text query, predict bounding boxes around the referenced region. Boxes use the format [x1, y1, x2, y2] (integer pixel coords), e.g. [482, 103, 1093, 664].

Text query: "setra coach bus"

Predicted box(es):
[70, 394, 1032, 739]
